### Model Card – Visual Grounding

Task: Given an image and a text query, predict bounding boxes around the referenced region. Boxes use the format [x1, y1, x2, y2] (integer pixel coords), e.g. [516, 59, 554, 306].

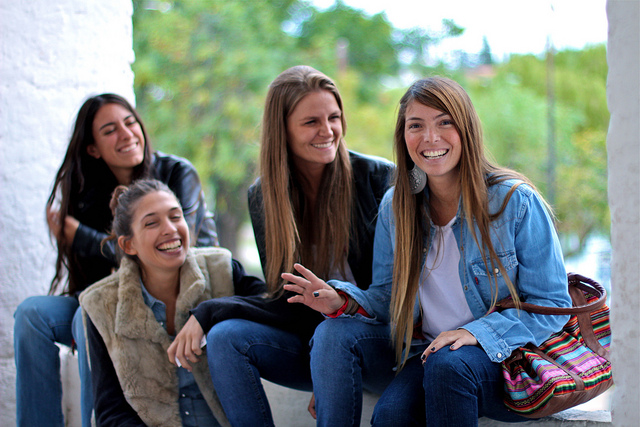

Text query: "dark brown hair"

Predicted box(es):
[47, 94, 153, 295]
[105, 179, 175, 263]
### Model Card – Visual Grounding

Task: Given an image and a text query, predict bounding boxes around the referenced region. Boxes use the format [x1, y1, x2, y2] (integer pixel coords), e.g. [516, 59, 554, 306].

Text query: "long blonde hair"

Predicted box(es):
[390, 77, 550, 367]
[260, 65, 353, 294]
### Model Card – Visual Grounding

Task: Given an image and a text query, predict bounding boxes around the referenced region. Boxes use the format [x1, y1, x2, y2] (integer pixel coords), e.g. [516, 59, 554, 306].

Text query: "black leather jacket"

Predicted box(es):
[70, 151, 218, 294]
[191, 150, 394, 340]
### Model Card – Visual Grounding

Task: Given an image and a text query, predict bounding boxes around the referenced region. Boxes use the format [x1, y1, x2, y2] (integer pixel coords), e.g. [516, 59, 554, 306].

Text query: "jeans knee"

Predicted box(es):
[207, 319, 255, 357]
[207, 320, 232, 349]
[14, 297, 42, 335]
[311, 319, 358, 351]
[423, 348, 476, 394]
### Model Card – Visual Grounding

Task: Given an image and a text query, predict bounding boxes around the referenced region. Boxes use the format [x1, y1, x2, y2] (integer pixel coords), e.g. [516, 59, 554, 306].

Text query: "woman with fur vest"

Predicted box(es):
[79, 179, 265, 427]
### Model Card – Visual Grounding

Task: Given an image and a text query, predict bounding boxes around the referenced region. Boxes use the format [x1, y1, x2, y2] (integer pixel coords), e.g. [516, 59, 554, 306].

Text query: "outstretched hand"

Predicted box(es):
[167, 315, 204, 372]
[282, 263, 345, 315]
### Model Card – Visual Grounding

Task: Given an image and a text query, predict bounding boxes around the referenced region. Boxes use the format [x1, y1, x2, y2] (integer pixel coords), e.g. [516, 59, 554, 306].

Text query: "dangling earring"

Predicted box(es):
[408, 164, 427, 194]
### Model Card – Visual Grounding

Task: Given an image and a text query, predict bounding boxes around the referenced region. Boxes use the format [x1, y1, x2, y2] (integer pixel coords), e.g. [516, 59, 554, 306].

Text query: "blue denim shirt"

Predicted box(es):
[140, 283, 216, 426]
[329, 180, 571, 363]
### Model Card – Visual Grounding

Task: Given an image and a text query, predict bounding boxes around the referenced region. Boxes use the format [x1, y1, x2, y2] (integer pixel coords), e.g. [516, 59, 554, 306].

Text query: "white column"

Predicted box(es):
[0, 0, 135, 423]
[606, 0, 640, 425]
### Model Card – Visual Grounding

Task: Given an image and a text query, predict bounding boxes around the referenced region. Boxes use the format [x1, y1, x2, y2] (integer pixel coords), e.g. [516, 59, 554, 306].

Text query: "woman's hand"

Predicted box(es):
[46, 207, 79, 243]
[167, 315, 204, 372]
[282, 263, 345, 315]
[421, 329, 478, 364]
[307, 393, 316, 419]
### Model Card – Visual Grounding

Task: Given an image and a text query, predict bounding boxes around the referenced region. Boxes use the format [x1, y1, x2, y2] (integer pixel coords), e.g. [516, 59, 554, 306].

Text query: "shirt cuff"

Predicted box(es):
[326, 291, 370, 318]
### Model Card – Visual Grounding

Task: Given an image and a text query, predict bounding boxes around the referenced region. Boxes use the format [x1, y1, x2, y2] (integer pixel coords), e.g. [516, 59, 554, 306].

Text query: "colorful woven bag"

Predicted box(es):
[499, 273, 613, 418]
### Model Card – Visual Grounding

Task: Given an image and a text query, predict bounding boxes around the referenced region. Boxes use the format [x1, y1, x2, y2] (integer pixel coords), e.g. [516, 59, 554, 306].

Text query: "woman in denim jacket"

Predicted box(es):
[284, 77, 572, 426]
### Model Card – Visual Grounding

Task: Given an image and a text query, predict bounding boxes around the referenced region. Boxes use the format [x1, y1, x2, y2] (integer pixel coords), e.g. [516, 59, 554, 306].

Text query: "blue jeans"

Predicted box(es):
[371, 345, 529, 427]
[179, 392, 221, 427]
[310, 318, 396, 427]
[14, 296, 93, 427]
[206, 319, 314, 427]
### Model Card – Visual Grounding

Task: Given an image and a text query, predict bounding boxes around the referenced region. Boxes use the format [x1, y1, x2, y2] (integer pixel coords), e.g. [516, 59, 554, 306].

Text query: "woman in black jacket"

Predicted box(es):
[13, 93, 218, 427]
[169, 66, 395, 426]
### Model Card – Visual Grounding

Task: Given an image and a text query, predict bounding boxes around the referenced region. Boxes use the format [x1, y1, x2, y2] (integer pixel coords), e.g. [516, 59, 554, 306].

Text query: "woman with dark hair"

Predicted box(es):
[81, 179, 264, 427]
[168, 66, 395, 425]
[13, 93, 218, 427]
[284, 76, 572, 426]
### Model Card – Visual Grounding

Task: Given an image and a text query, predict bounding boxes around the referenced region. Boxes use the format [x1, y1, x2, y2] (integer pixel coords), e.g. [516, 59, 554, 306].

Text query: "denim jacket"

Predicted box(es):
[330, 179, 571, 363]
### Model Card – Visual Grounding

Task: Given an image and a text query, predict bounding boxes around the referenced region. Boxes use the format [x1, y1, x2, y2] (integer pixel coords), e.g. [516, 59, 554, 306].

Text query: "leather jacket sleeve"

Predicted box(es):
[72, 223, 118, 265]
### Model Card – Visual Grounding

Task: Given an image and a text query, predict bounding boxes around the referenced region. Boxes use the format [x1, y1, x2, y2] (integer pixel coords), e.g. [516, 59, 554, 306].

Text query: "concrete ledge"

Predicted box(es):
[265, 380, 613, 427]
[264, 380, 378, 427]
[479, 409, 612, 426]
[59, 345, 82, 427]
[61, 349, 612, 427]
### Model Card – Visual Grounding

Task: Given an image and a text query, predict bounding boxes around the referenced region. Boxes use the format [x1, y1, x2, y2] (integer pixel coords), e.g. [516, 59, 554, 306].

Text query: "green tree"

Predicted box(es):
[466, 44, 609, 254]
[133, 0, 300, 254]
[292, 0, 398, 101]
[132, 0, 451, 254]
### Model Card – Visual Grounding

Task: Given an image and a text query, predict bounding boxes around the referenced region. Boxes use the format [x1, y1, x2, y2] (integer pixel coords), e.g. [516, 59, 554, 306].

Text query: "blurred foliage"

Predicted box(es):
[465, 44, 610, 255]
[132, 0, 609, 257]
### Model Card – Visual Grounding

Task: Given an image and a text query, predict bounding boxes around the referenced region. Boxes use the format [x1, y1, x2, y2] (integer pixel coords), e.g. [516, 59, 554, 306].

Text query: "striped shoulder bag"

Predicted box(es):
[498, 273, 613, 418]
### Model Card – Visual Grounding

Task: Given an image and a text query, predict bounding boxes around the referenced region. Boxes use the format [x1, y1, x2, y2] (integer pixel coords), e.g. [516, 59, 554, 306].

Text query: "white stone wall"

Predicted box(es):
[606, 1, 640, 425]
[0, 0, 135, 424]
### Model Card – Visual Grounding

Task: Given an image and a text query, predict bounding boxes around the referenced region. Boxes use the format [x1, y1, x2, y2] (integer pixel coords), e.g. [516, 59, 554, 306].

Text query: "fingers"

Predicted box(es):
[421, 329, 477, 364]
[293, 263, 319, 281]
[46, 209, 61, 236]
[286, 293, 305, 304]
[167, 317, 204, 372]
[283, 282, 307, 295]
[168, 340, 192, 371]
[307, 394, 317, 420]
[173, 338, 196, 372]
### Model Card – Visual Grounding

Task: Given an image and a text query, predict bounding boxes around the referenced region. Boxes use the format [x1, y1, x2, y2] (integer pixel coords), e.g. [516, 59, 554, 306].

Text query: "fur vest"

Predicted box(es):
[80, 247, 234, 427]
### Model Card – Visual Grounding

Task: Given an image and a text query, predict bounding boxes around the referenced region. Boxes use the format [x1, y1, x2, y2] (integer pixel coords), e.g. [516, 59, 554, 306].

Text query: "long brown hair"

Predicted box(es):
[390, 77, 551, 367]
[260, 65, 353, 294]
[47, 94, 152, 295]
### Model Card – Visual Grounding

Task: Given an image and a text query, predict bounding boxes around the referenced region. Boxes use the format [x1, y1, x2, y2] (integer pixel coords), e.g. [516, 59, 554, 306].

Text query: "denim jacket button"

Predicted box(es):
[497, 352, 503, 359]
[494, 268, 500, 274]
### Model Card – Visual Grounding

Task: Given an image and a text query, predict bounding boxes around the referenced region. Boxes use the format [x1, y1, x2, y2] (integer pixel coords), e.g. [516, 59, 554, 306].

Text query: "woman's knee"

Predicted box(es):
[311, 318, 380, 350]
[423, 346, 482, 394]
[207, 319, 246, 349]
[14, 296, 52, 334]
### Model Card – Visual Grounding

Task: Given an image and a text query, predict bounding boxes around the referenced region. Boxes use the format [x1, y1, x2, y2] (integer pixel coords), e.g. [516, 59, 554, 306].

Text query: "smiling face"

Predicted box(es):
[286, 89, 343, 175]
[119, 190, 189, 278]
[405, 100, 462, 186]
[87, 103, 146, 184]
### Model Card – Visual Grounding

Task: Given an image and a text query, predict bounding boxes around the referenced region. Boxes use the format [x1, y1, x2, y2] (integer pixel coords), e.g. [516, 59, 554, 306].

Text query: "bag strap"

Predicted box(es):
[569, 284, 610, 359]
[496, 273, 607, 315]
[498, 273, 611, 361]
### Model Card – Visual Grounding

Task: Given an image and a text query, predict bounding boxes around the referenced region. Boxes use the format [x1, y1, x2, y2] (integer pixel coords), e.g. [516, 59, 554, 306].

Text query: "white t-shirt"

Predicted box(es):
[419, 217, 475, 341]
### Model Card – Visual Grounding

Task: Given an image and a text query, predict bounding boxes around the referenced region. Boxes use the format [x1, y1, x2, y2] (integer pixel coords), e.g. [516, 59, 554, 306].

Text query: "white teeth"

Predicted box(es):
[312, 141, 333, 149]
[422, 149, 448, 159]
[158, 240, 181, 251]
[119, 143, 137, 153]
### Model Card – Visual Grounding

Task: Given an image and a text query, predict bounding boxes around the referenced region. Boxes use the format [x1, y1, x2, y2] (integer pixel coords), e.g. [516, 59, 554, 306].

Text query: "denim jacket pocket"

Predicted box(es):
[469, 250, 518, 301]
